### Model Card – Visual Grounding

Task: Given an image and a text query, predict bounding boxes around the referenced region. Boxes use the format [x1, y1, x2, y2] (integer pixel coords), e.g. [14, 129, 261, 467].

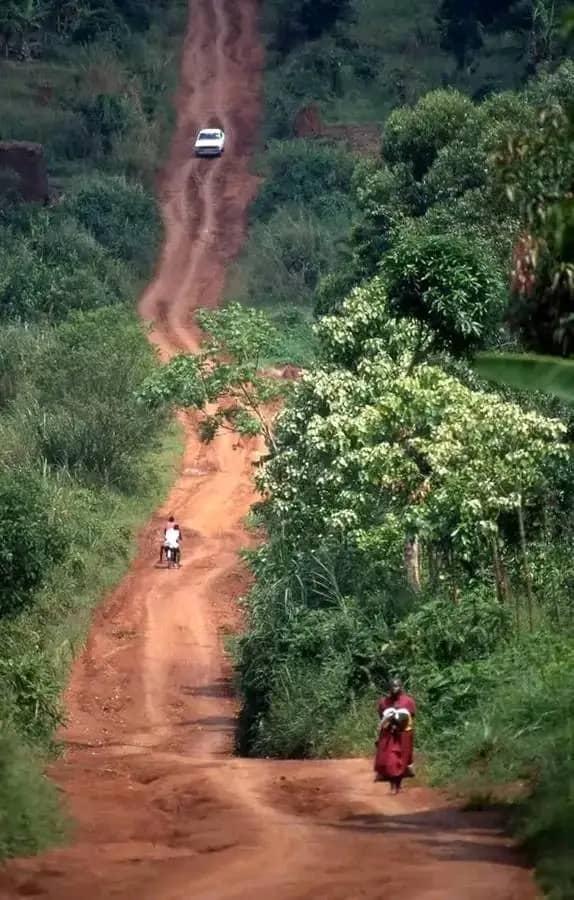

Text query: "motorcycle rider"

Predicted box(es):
[164, 522, 182, 568]
[160, 516, 181, 564]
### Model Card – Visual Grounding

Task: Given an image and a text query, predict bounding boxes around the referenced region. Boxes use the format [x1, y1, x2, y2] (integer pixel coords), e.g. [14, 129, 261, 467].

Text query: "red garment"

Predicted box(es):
[374, 693, 416, 781]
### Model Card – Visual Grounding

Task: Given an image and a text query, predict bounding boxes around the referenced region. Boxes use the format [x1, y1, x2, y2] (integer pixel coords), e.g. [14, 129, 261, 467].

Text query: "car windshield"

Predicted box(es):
[199, 131, 220, 140]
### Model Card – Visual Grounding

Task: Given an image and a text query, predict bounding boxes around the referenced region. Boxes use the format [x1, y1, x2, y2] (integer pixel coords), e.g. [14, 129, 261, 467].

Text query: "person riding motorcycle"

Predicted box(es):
[164, 523, 182, 568]
[160, 516, 181, 566]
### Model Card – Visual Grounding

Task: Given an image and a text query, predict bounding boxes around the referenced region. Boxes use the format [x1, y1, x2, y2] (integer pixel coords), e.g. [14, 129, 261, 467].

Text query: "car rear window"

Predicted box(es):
[199, 131, 220, 140]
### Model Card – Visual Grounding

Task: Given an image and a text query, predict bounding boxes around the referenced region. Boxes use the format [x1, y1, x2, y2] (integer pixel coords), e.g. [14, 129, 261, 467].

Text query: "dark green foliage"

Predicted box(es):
[383, 89, 477, 180]
[30, 308, 163, 488]
[265, 0, 353, 55]
[314, 267, 357, 317]
[0, 327, 34, 407]
[0, 0, 176, 56]
[349, 161, 421, 281]
[251, 140, 355, 222]
[0, 471, 66, 618]
[383, 233, 506, 354]
[391, 593, 512, 672]
[0, 239, 119, 322]
[0, 729, 65, 858]
[0, 199, 147, 323]
[244, 207, 345, 308]
[76, 93, 139, 154]
[237, 542, 413, 757]
[67, 176, 161, 273]
[438, 0, 531, 69]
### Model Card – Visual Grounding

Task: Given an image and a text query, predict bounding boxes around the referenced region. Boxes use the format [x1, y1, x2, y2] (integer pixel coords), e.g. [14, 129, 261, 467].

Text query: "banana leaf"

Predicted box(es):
[475, 352, 574, 403]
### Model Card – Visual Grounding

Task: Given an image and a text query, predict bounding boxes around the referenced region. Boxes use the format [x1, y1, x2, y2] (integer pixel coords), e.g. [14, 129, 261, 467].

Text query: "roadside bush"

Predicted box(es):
[26, 210, 131, 294]
[30, 307, 163, 489]
[77, 93, 141, 155]
[252, 654, 352, 757]
[0, 470, 66, 618]
[0, 240, 119, 322]
[419, 631, 574, 899]
[251, 139, 355, 222]
[390, 592, 512, 672]
[0, 729, 64, 859]
[66, 176, 161, 272]
[0, 630, 64, 744]
[241, 207, 344, 308]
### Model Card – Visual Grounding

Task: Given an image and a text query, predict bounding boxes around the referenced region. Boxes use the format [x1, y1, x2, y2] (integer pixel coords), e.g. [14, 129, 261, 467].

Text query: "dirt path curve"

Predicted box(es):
[0, 2, 538, 898]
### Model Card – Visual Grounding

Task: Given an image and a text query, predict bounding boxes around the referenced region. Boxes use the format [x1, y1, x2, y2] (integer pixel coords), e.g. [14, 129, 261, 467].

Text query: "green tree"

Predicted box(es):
[0, 470, 66, 617]
[265, 0, 353, 54]
[138, 304, 285, 447]
[383, 89, 479, 181]
[0, 0, 46, 57]
[382, 232, 507, 356]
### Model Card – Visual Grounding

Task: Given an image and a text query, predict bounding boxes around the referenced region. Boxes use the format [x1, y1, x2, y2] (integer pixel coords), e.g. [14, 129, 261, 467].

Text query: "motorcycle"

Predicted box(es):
[165, 545, 180, 569]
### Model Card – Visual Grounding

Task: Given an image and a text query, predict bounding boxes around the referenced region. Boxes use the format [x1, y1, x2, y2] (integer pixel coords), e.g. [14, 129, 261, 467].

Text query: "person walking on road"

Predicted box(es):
[374, 677, 416, 794]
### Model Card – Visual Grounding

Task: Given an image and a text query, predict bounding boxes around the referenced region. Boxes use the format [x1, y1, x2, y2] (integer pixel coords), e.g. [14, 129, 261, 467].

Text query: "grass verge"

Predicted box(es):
[0, 422, 183, 857]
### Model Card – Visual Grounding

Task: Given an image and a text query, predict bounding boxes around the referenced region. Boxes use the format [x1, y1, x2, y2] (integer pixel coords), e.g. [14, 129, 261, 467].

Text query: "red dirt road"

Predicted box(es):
[0, 2, 539, 898]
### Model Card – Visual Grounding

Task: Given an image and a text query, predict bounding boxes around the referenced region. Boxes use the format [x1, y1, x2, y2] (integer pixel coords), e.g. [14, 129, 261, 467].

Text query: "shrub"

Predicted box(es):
[66, 176, 161, 272]
[241, 206, 345, 308]
[30, 307, 163, 489]
[77, 93, 141, 155]
[382, 231, 507, 355]
[0, 240, 119, 322]
[251, 139, 355, 222]
[383, 89, 480, 180]
[391, 591, 512, 671]
[0, 470, 66, 618]
[0, 326, 36, 407]
[0, 729, 65, 859]
[421, 632, 574, 899]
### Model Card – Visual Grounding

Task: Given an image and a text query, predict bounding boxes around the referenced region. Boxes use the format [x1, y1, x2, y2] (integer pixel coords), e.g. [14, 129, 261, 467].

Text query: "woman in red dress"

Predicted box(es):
[374, 677, 416, 794]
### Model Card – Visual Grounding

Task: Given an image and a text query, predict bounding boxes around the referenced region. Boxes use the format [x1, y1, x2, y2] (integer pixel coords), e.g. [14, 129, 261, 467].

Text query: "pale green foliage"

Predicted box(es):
[316, 276, 423, 369]
[138, 304, 286, 444]
[259, 354, 566, 568]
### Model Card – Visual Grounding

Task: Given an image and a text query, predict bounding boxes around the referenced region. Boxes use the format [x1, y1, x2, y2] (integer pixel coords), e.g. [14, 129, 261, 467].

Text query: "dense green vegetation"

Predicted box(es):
[219, 2, 574, 898]
[228, 0, 571, 365]
[0, 0, 185, 857]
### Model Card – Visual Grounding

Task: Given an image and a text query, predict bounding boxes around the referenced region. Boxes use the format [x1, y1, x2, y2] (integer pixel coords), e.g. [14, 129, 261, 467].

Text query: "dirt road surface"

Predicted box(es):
[0, 2, 539, 898]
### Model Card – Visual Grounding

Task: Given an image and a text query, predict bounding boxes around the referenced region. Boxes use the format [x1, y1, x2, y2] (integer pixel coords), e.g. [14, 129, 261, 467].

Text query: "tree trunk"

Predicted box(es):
[449, 548, 459, 604]
[405, 536, 421, 593]
[490, 534, 507, 603]
[517, 499, 534, 632]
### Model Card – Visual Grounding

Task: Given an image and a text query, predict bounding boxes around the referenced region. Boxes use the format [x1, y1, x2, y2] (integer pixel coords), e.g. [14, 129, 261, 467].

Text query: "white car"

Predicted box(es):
[194, 128, 225, 157]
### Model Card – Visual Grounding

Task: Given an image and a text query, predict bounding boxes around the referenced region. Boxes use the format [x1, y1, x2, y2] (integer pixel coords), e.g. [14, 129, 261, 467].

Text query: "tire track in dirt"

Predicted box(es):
[0, 2, 540, 898]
